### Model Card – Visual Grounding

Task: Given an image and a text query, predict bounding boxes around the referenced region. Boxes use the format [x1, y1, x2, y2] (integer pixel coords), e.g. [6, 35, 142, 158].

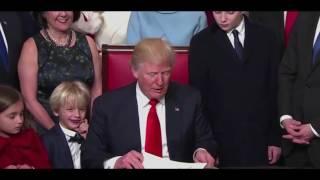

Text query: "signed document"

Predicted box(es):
[142, 152, 206, 169]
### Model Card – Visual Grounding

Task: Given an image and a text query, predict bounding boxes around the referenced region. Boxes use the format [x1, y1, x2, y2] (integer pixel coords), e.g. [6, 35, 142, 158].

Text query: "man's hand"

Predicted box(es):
[194, 149, 216, 168]
[4, 165, 18, 169]
[282, 118, 301, 136]
[114, 150, 144, 169]
[4, 164, 35, 169]
[17, 164, 35, 169]
[268, 146, 281, 164]
[283, 123, 315, 144]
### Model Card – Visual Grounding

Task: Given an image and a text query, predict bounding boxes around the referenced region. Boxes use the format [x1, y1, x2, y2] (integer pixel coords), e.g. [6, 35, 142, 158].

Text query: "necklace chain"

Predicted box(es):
[44, 29, 72, 48]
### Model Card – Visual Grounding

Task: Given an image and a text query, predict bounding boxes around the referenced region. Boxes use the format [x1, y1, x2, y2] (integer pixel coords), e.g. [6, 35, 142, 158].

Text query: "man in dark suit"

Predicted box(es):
[279, 12, 320, 168]
[189, 11, 281, 168]
[81, 38, 218, 169]
[0, 12, 39, 89]
[249, 11, 299, 58]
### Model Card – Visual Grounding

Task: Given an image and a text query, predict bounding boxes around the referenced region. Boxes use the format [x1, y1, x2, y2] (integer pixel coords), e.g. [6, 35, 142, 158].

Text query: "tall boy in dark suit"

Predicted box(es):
[189, 11, 282, 167]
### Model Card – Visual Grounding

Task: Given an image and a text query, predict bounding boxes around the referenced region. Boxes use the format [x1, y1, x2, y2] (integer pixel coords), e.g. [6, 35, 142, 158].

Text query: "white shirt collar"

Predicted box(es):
[136, 83, 165, 107]
[59, 123, 77, 138]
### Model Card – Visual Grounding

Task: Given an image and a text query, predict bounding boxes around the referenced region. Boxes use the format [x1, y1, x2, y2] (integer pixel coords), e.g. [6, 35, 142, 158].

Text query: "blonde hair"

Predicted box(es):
[131, 38, 175, 70]
[49, 81, 90, 113]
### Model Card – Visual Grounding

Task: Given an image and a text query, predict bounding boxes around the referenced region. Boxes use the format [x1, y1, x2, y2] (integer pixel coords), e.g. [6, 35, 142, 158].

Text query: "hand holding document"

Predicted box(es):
[142, 152, 207, 169]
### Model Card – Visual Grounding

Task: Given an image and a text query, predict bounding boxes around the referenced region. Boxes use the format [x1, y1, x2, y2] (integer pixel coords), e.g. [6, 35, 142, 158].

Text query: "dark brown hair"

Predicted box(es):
[33, 11, 80, 28]
[0, 85, 22, 113]
[0, 85, 36, 130]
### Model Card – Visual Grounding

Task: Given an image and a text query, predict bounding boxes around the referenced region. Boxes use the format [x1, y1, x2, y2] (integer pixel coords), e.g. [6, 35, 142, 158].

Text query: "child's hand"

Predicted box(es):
[78, 119, 89, 139]
[4, 165, 18, 169]
[17, 164, 35, 169]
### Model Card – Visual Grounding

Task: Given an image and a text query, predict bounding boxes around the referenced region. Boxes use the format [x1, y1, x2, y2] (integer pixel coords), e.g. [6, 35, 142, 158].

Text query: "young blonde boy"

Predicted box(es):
[41, 81, 90, 169]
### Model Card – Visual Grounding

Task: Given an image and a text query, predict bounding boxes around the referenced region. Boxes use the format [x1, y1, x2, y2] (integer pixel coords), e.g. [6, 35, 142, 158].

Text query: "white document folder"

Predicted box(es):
[142, 152, 207, 169]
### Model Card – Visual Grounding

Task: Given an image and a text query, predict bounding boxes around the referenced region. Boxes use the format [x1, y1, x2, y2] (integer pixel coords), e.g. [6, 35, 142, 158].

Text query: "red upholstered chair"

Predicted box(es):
[102, 44, 189, 91]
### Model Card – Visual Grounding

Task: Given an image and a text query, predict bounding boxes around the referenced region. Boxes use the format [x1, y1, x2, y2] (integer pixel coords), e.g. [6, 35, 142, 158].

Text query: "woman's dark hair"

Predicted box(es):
[33, 11, 80, 28]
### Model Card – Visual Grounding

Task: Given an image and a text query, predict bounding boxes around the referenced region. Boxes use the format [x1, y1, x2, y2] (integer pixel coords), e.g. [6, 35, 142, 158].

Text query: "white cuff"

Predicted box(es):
[310, 124, 320, 137]
[103, 156, 121, 169]
[280, 115, 293, 128]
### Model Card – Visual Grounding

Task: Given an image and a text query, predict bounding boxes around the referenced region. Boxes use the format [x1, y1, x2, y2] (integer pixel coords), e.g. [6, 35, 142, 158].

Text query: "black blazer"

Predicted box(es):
[81, 82, 218, 168]
[189, 16, 281, 167]
[41, 125, 74, 169]
[279, 12, 320, 167]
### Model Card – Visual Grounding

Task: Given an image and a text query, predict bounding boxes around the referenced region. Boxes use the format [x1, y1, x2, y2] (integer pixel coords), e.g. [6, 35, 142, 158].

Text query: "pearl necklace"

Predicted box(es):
[44, 29, 72, 48]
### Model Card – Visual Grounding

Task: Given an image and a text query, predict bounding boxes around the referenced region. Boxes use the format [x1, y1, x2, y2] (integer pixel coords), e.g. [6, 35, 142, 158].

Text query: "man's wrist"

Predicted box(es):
[193, 148, 207, 161]
[309, 124, 320, 137]
[103, 156, 121, 169]
[280, 115, 293, 128]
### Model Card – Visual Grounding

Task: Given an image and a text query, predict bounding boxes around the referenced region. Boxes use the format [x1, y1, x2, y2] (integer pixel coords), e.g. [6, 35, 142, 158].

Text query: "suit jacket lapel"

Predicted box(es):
[56, 126, 75, 168]
[275, 11, 285, 43]
[274, 12, 286, 54]
[214, 27, 240, 63]
[127, 83, 142, 151]
[305, 13, 320, 78]
[0, 18, 12, 66]
[0, 21, 9, 69]
[214, 16, 250, 64]
[243, 16, 255, 63]
[165, 84, 181, 159]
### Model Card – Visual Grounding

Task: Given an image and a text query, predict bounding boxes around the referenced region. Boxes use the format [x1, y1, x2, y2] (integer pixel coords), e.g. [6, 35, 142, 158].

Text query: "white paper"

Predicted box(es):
[142, 152, 206, 169]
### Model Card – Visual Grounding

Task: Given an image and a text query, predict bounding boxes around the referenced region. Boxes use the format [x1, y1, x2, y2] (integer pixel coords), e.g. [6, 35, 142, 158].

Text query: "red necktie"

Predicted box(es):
[284, 11, 298, 46]
[145, 99, 162, 157]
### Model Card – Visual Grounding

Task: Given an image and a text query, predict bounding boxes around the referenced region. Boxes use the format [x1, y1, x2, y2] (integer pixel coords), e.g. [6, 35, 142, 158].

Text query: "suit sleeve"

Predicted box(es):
[81, 97, 112, 168]
[40, 132, 54, 167]
[193, 91, 218, 156]
[278, 19, 299, 118]
[29, 129, 51, 169]
[267, 30, 282, 146]
[189, 34, 210, 119]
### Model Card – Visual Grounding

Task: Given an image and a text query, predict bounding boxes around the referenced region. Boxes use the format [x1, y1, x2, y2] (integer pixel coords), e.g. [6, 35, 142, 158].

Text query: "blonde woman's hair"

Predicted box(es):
[49, 81, 90, 113]
[131, 38, 175, 70]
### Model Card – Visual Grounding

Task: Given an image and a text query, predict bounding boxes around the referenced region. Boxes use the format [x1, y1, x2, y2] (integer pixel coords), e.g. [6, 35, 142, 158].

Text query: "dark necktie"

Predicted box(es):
[313, 32, 320, 65]
[232, 29, 244, 61]
[0, 28, 9, 71]
[284, 11, 298, 47]
[69, 133, 84, 144]
[145, 99, 162, 157]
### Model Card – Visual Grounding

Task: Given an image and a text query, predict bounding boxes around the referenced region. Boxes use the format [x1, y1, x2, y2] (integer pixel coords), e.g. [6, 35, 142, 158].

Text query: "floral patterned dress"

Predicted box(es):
[33, 31, 94, 131]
